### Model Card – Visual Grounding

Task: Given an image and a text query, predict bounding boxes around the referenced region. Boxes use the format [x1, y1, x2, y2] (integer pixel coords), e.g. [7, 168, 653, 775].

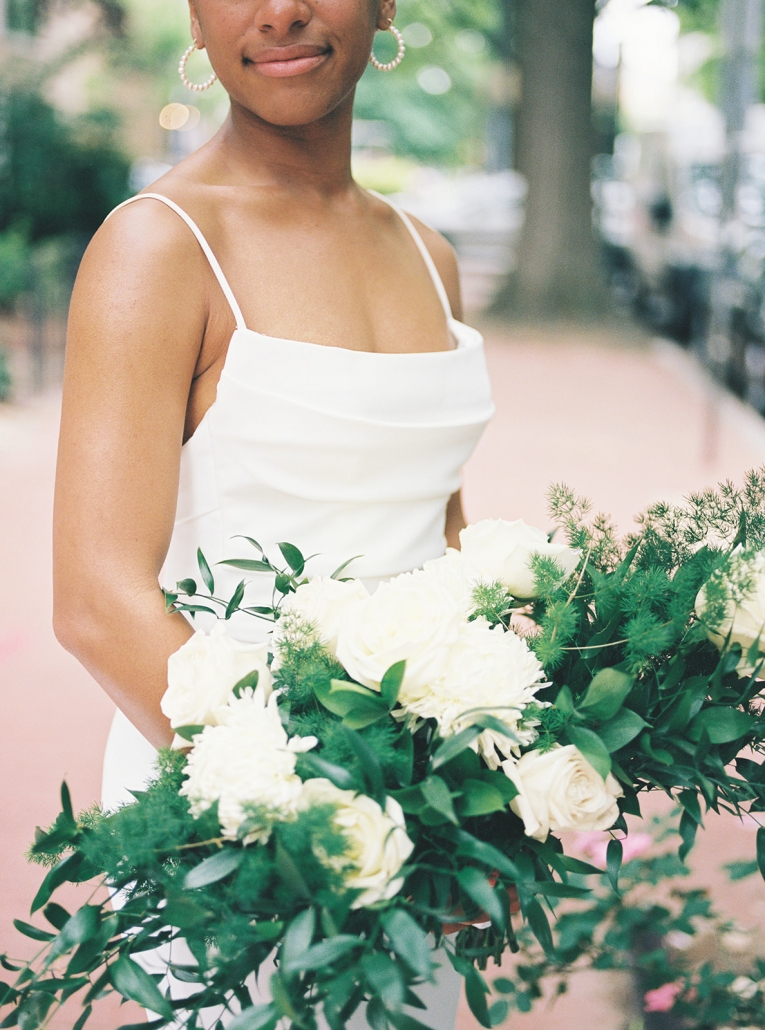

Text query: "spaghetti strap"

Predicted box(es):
[106, 193, 247, 330]
[367, 190, 453, 320]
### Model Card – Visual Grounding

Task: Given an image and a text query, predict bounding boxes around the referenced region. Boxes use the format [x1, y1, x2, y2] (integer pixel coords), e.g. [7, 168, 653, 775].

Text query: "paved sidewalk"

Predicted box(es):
[3, 321, 765, 1029]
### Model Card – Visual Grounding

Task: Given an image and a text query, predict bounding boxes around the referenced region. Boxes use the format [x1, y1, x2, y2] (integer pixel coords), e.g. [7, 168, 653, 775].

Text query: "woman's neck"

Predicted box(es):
[207, 94, 356, 198]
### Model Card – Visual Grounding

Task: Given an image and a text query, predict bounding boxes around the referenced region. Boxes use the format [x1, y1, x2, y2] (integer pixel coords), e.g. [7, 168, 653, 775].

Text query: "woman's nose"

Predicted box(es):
[254, 0, 312, 34]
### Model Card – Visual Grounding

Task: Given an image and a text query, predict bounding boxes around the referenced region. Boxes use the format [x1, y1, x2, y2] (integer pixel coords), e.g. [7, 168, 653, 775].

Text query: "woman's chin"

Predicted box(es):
[231, 90, 353, 131]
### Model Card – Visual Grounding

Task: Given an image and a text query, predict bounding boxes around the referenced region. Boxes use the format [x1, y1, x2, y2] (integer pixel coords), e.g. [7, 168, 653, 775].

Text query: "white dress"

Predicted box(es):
[100, 190, 495, 1028]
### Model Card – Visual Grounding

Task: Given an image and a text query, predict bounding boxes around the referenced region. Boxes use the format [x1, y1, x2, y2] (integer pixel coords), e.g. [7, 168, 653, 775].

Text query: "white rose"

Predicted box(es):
[300, 778, 414, 908]
[504, 745, 623, 842]
[180, 686, 317, 842]
[335, 572, 463, 698]
[161, 623, 272, 730]
[272, 576, 370, 661]
[696, 549, 765, 677]
[459, 519, 580, 598]
[400, 620, 546, 766]
[731, 977, 759, 1001]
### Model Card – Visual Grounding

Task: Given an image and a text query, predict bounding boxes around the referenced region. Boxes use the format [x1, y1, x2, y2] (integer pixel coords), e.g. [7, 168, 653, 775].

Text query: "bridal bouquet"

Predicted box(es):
[6, 472, 765, 1030]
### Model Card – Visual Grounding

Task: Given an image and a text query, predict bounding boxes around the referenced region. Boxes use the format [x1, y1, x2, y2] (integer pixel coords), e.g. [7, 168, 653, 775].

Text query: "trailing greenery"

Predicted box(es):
[9, 473, 765, 1028]
[487, 819, 765, 1028]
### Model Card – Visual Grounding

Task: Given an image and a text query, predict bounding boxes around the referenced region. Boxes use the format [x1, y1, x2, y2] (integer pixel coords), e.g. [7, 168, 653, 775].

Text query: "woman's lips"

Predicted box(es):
[251, 47, 329, 78]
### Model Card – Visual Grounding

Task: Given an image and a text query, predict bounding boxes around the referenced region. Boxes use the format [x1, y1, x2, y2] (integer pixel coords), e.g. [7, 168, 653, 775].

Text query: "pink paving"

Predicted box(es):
[3, 321, 765, 1029]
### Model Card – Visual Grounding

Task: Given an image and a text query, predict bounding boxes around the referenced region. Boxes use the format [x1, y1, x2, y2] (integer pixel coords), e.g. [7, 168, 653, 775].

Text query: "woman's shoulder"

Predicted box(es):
[363, 188, 462, 319]
[79, 167, 219, 311]
[71, 173, 217, 357]
[92, 177, 200, 260]
[404, 213, 463, 322]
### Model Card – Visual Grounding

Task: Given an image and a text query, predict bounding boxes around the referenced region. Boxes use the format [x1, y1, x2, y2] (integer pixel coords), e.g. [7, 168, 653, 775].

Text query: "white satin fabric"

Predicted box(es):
[100, 190, 494, 1028]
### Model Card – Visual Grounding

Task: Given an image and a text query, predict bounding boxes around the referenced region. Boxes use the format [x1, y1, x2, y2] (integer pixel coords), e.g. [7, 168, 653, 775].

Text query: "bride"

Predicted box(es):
[52, 0, 494, 1026]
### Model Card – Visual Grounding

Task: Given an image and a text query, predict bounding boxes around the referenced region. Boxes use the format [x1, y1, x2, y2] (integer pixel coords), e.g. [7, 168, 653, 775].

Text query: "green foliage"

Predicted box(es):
[0, 1, 129, 326]
[0, 230, 30, 310]
[526, 475, 765, 829]
[0, 347, 11, 402]
[353, 0, 501, 164]
[0, 89, 130, 241]
[489, 822, 765, 1029]
[13, 471, 765, 1028]
[6, 0, 125, 35]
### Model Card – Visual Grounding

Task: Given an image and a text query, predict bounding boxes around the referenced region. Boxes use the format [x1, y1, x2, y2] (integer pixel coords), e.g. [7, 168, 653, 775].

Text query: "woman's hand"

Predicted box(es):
[444, 490, 466, 551]
[441, 885, 520, 935]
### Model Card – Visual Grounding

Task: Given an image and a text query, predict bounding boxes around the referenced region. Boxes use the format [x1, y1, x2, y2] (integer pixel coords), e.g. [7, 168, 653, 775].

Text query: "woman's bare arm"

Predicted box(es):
[53, 200, 214, 748]
[410, 216, 468, 551]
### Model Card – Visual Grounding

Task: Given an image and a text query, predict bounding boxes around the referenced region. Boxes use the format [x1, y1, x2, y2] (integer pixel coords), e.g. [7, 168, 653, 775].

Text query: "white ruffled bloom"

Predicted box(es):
[161, 623, 272, 730]
[335, 571, 463, 696]
[180, 686, 317, 842]
[300, 778, 414, 908]
[459, 519, 580, 598]
[696, 549, 765, 677]
[417, 549, 477, 615]
[272, 576, 370, 662]
[503, 745, 623, 842]
[399, 619, 546, 767]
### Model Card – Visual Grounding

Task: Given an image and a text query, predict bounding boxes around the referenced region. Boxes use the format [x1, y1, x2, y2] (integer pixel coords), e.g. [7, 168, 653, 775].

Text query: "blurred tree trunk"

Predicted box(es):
[497, 0, 608, 318]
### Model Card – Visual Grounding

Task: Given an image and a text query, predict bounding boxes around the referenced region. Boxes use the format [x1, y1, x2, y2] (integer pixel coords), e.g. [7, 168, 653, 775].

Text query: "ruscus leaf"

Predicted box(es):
[13, 919, 54, 943]
[688, 707, 756, 744]
[606, 839, 623, 894]
[299, 753, 356, 790]
[278, 542, 305, 575]
[566, 725, 612, 780]
[60, 782, 74, 822]
[42, 904, 71, 931]
[559, 855, 604, 876]
[71, 1005, 92, 1030]
[457, 868, 505, 929]
[31, 852, 85, 913]
[380, 661, 406, 709]
[526, 898, 555, 957]
[197, 548, 214, 594]
[225, 580, 246, 619]
[421, 776, 458, 825]
[757, 827, 765, 882]
[463, 966, 491, 1029]
[380, 909, 434, 979]
[455, 780, 507, 818]
[280, 908, 315, 971]
[578, 668, 634, 721]
[598, 709, 647, 753]
[183, 848, 243, 890]
[220, 559, 273, 573]
[227, 1004, 279, 1030]
[110, 956, 173, 1020]
[431, 727, 482, 771]
[678, 809, 698, 862]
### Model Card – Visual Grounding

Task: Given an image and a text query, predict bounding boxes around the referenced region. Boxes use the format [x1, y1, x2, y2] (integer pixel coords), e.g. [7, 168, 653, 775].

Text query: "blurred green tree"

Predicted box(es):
[354, 0, 500, 165]
[0, 0, 130, 309]
[5, 0, 124, 34]
[0, 95, 130, 240]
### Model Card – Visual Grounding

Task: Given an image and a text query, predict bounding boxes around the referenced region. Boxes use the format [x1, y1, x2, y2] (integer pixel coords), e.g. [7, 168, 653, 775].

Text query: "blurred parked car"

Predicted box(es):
[593, 105, 765, 417]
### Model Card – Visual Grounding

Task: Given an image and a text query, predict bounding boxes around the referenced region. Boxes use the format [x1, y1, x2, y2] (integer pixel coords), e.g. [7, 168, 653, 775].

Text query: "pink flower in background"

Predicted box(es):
[644, 982, 683, 1012]
[573, 831, 653, 868]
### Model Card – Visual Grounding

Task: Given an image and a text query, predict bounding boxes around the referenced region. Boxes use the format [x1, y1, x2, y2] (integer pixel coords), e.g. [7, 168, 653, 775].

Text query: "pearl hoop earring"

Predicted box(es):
[178, 42, 218, 92]
[369, 23, 406, 72]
